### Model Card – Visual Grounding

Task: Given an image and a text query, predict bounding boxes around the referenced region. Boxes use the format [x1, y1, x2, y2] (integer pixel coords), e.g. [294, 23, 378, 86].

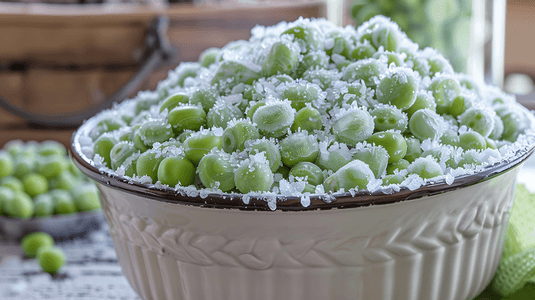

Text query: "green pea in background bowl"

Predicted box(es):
[71, 115, 535, 300]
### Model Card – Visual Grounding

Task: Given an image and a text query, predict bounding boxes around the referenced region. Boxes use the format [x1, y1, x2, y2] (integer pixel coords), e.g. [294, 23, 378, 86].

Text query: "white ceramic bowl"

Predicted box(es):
[71, 118, 535, 300]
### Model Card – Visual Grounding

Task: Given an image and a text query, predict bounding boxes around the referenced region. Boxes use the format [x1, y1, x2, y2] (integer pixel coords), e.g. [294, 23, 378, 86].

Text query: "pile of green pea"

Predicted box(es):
[351, 0, 472, 72]
[86, 16, 532, 198]
[0, 140, 101, 219]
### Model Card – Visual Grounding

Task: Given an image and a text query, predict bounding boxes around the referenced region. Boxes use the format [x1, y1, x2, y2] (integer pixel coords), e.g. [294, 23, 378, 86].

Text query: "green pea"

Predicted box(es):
[280, 82, 322, 111]
[222, 120, 260, 153]
[8, 191, 34, 219]
[302, 69, 338, 90]
[0, 151, 14, 178]
[252, 101, 295, 138]
[326, 36, 352, 60]
[89, 118, 126, 141]
[409, 109, 444, 141]
[386, 159, 410, 175]
[342, 59, 386, 87]
[110, 142, 138, 171]
[289, 162, 324, 186]
[37, 246, 66, 275]
[405, 92, 436, 118]
[383, 174, 405, 185]
[248, 139, 282, 172]
[206, 102, 244, 129]
[12, 155, 36, 179]
[370, 106, 408, 132]
[367, 132, 407, 164]
[73, 184, 101, 212]
[332, 109, 374, 147]
[158, 156, 196, 188]
[50, 189, 76, 215]
[160, 93, 190, 113]
[370, 23, 400, 52]
[0, 186, 15, 215]
[351, 43, 376, 60]
[33, 193, 54, 217]
[93, 135, 117, 168]
[22, 232, 55, 258]
[133, 130, 150, 152]
[198, 152, 235, 191]
[291, 107, 322, 133]
[427, 55, 454, 77]
[499, 110, 523, 142]
[323, 160, 375, 192]
[281, 26, 323, 53]
[190, 87, 219, 113]
[122, 152, 140, 178]
[136, 150, 166, 183]
[446, 95, 470, 117]
[403, 137, 422, 162]
[459, 108, 495, 138]
[22, 173, 48, 198]
[489, 115, 504, 140]
[486, 138, 497, 150]
[0, 176, 24, 192]
[38, 141, 67, 157]
[168, 106, 207, 134]
[246, 101, 266, 120]
[235, 160, 274, 194]
[314, 146, 352, 172]
[372, 51, 404, 67]
[138, 120, 174, 147]
[407, 158, 443, 179]
[376, 68, 418, 110]
[262, 41, 299, 77]
[333, 81, 367, 108]
[183, 132, 223, 165]
[440, 130, 460, 147]
[428, 77, 461, 113]
[4, 140, 24, 157]
[352, 145, 389, 178]
[296, 51, 330, 76]
[199, 47, 219, 67]
[459, 131, 487, 151]
[177, 130, 194, 143]
[458, 150, 483, 168]
[280, 132, 319, 167]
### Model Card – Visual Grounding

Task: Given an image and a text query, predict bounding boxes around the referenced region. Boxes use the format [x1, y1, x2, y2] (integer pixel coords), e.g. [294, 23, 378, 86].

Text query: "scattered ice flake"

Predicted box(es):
[301, 193, 311, 207]
[445, 173, 454, 185]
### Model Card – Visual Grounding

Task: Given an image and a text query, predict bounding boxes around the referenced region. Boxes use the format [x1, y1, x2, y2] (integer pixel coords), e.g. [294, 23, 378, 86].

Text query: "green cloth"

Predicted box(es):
[474, 184, 535, 299]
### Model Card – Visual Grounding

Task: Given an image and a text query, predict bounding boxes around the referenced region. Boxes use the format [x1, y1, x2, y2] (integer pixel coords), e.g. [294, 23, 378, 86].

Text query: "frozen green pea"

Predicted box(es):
[407, 158, 443, 180]
[314, 146, 352, 172]
[459, 108, 495, 138]
[12, 156, 35, 179]
[281, 26, 323, 53]
[168, 106, 207, 134]
[22, 232, 54, 258]
[342, 59, 386, 87]
[333, 81, 367, 108]
[49, 171, 79, 191]
[409, 109, 444, 141]
[37, 246, 66, 275]
[222, 120, 260, 153]
[136, 150, 166, 183]
[352, 43, 376, 60]
[4, 140, 24, 157]
[158, 139, 182, 151]
[38, 141, 67, 157]
[198, 152, 235, 191]
[33, 193, 54, 217]
[133, 131, 150, 152]
[89, 118, 126, 141]
[93, 136, 117, 168]
[0, 186, 15, 215]
[177, 130, 194, 143]
[50, 189, 76, 215]
[280, 132, 319, 167]
[252, 101, 295, 138]
[372, 51, 403, 67]
[158, 156, 196, 188]
[248, 139, 282, 172]
[190, 87, 219, 113]
[427, 55, 454, 77]
[262, 41, 299, 77]
[8, 191, 34, 219]
[499, 110, 523, 142]
[118, 127, 134, 142]
[446, 95, 470, 117]
[371, 23, 400, 52]
[458, 150, 483, 168]
[326, 36, 352, 60]
[383, 174, 405, 185]
[367, 132, 407, 164]
[352, 146, 389, 178]
[303, 183, 316, 193]
[0, 175, 24, 192]
[183, 132, 223, 165]
[486, 138, 497, 150]
[296, 51, 330, 76]
[291, 107, 322, 133]
[73, 185, 101, 212]
[421, 149, 456, 168]
[234, 159, 274, 193]
[332, 109, 374, 147]
[122, 152, 139, 178]
[280, 82, 322, 111]
[199, 47, 219, 67]
[370, 106, 408, 132]
[440, 130, 460, 147]
[459, 131, 487, 151]
[206, 103, 244, 129]
[428, 77, 461, 113]
[289, 162, 324, 186]
[489, 115, 504, 140]
[138, 120, 174, 147]
[246, 101, 266, 120]
[110, 142, 138, 171]
[386, 159, 410, 175]
[403, 137, 422, 162]
[302, 69, 338, 90]
[323, 160, 374, 192]
[0, 151, 14, 178]
[160, 93, 190, 113]
[376, 68, 418, 110]
[405, 92, 436, 118]
[22, 173, 48, 198]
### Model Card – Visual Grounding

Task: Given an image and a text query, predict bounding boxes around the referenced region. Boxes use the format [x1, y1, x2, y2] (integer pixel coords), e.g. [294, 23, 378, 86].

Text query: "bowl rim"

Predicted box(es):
[71, 116, 535, 211]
